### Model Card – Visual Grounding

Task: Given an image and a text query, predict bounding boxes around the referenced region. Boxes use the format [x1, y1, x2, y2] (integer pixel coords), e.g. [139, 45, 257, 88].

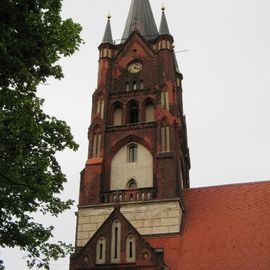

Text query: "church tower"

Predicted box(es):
[70, 0, 190, 269]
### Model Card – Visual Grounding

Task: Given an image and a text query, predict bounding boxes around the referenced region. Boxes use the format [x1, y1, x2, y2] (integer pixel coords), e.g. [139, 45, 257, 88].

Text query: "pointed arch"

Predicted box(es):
[127, 100, 139, 124]
[132, 81, 137, 90]
[111, 220, 121, 263]
[112, 102, 123, 126]
[127, 179, 137, 189]
[126, 234, 136, 263]
[143, 98, 155, 122]
[139, 80, 144, 89]
[110, 141, 153, 190]
[96, 236, 106, 264]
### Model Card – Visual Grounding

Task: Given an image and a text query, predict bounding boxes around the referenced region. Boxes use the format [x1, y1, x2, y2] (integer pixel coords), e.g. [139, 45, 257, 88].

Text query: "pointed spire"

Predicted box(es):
[101, 14, 113, 44]
[121, 0, 158, 43]
[159, 4, 170, 35]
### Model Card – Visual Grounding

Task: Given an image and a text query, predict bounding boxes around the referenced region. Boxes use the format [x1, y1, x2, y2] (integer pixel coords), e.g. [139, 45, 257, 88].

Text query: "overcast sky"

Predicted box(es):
[2, 0, 270, 269]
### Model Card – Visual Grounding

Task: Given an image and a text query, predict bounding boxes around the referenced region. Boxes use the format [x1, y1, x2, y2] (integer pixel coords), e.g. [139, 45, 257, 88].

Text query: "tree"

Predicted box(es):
[0, 260, 4, 270]
[0, 0, 82, 268]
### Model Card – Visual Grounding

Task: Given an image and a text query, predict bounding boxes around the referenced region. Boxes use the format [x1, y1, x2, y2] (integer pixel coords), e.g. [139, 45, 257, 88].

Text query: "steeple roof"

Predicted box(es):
[159, 6, 170, 35]
[121, 0, 158, 43]
[101, 16, 113, 44]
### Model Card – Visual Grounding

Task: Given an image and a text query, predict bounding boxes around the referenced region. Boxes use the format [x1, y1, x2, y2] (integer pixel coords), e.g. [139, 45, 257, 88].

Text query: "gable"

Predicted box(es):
[70, 206, 165, 270]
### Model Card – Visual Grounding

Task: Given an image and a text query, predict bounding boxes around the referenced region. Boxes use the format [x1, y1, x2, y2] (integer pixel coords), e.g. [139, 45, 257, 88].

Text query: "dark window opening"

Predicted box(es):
[114, 227, 118, 259]
[129, 242, 133, 258]
[129, 103, 138, 123]
[99, 243, 103, 260]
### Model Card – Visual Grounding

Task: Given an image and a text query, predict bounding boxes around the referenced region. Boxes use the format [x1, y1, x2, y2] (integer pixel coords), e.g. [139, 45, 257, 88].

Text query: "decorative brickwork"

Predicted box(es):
[70, 1, 190, 269]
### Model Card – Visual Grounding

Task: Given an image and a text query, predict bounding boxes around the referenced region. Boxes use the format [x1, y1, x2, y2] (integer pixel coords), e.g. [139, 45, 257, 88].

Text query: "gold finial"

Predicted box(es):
[161, 3, 165, 11]
[107, 11, 111, 20]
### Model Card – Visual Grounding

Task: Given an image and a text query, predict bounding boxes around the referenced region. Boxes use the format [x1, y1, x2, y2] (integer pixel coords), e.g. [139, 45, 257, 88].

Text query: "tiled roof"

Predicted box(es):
[146, 181, 270, 270]
[121, 0, 158, 43]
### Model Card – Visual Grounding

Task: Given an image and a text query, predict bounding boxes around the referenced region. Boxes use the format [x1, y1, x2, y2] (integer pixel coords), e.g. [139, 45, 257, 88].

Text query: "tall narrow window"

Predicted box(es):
[100, 99, 104, 119]
[97, 100, 101, 115]
[113, 106, 123, 126]
[92, 127, 101, 158]
[176, 77, 181, 87]
[97, 98, 104, 119]
[161, 125, 170, 152]
[96, 237, 106, 264]
[126, 82, 130, 91]
[111, 220, 121, 263]
[128, 102, 138, 124]
[129, 242, 133, 257]
[126, 235, 136, 263]
[132, 81, 137, 90]
[162, 40, 166, 49]
[128, 144, 137, 163]
[114, 227, 118, 259]
[145, 102, 154, 122]
[161, 91, 169, 110]
[139, 80, 144, 89]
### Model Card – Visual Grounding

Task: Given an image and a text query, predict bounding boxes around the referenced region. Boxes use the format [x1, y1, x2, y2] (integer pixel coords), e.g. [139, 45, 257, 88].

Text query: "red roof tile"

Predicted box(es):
[145, 181, 270, 270]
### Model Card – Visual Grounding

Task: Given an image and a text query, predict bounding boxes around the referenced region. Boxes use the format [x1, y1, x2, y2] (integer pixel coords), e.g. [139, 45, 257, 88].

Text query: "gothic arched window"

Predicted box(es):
[144, 101, 154, 122]
[96, 237, 106, 264]
[127, 179, 137, 189]
[132, 81, 137, 90]
[126, 234, 136, 263]
[111, 220, 121, 263]
[128, 102, 139, 124]
[139, 80, 144, 89]
[113, 105, 123, 126]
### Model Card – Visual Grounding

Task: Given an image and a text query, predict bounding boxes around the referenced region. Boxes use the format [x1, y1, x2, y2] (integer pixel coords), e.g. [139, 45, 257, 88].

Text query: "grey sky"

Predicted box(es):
[2, 0, 270, 269]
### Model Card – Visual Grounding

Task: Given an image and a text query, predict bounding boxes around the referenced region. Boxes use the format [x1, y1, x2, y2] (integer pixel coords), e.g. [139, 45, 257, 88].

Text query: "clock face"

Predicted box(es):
[128, 62, 143, 73]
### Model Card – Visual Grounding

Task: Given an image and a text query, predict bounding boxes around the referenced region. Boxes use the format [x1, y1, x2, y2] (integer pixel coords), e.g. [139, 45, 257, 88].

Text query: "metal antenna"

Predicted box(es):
[175, 49, 190, 54]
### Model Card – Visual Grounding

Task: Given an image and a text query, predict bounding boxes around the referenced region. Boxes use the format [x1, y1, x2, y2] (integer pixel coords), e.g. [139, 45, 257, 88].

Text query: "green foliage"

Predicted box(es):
[0, 0, 82, 268]
[0, 260, 4, 270]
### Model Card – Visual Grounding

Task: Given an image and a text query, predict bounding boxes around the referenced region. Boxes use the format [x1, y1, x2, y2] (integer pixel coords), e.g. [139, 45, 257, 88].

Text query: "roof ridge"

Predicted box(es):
[184, 179, 270, 191]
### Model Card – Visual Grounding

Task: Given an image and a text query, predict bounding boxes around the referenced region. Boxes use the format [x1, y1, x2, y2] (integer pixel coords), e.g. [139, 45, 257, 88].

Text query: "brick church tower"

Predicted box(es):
[70, 0, 190, 269]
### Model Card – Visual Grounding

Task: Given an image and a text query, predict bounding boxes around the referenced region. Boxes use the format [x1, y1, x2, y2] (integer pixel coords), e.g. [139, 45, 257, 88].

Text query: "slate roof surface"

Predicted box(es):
[146, 181, 270, 270]
[121, 0, 158, 43]
[159, 10, 170, 35]
[102, 18, 113, 44]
